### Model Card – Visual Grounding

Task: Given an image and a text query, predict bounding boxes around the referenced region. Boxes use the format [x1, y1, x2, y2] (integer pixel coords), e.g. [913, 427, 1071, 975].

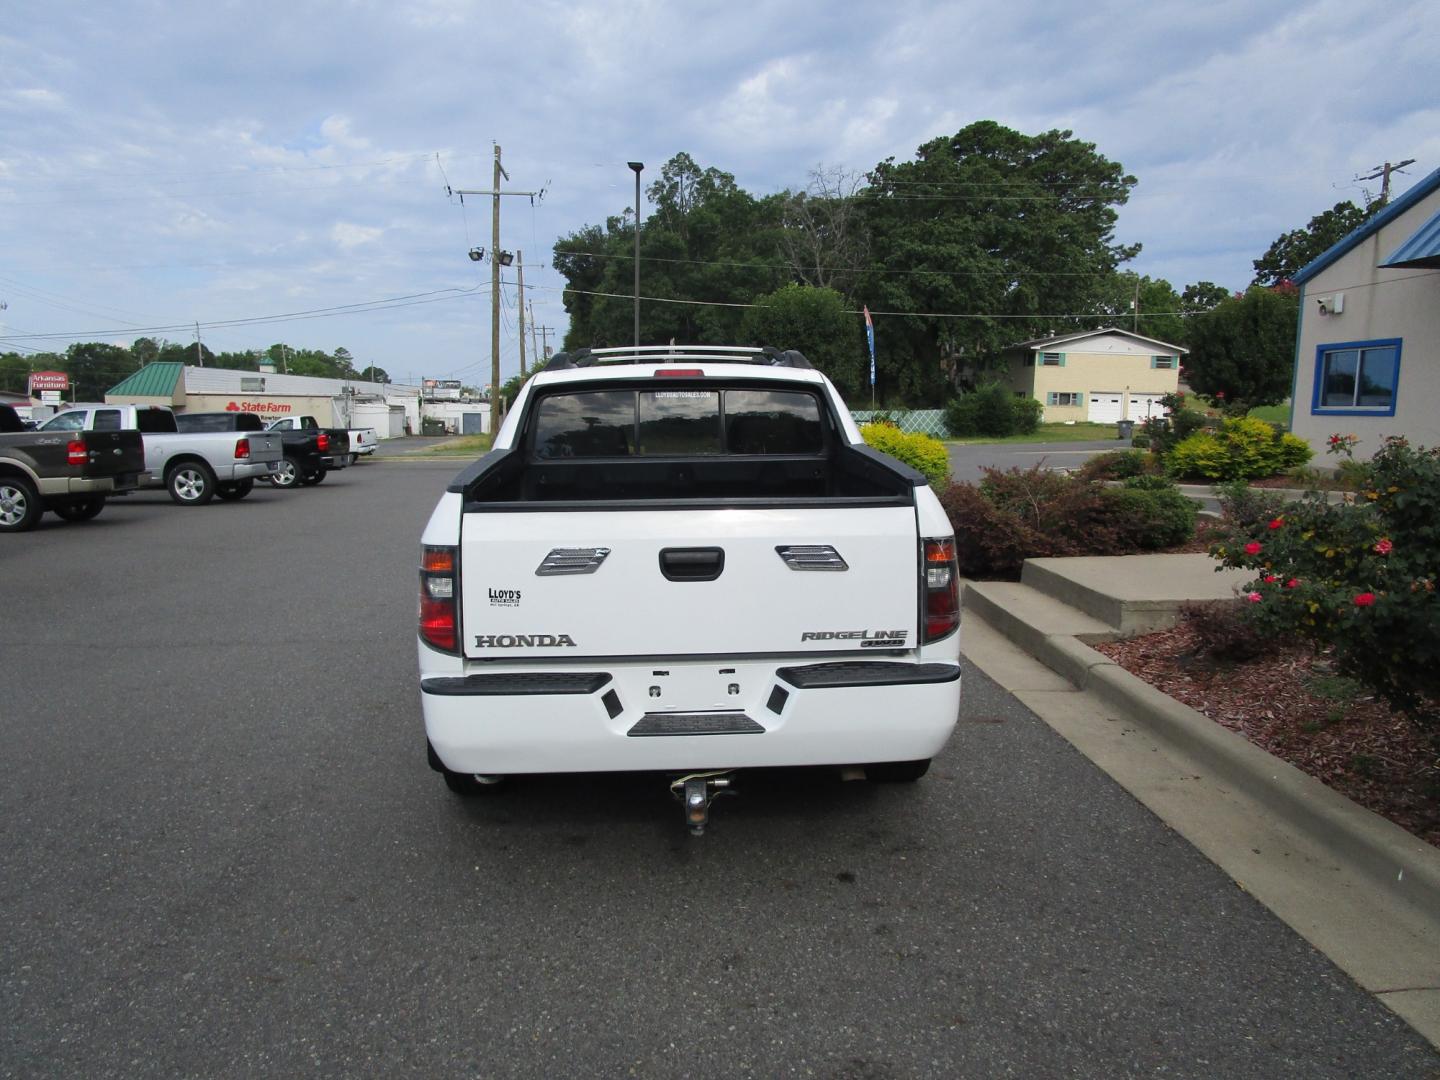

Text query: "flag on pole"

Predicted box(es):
[863, 306, 876, 387]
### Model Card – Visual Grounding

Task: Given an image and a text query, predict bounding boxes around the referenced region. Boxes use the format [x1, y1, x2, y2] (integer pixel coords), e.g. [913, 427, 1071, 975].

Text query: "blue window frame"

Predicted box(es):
[1311, 338, 1401, 417]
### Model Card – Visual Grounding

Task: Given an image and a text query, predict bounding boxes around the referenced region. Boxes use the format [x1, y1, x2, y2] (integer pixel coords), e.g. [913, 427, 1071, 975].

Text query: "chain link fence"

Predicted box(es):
[851, 409, 951, 438]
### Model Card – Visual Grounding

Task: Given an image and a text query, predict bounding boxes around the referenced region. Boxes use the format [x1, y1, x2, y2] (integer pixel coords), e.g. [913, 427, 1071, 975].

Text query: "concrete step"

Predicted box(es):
[1020, 554, 1253, 635]
[962, 579, 1120, 687]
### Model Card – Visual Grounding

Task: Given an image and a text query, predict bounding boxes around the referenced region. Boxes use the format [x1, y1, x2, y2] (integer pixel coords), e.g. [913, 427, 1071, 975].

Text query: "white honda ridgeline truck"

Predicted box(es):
[417, 346, 961, 832]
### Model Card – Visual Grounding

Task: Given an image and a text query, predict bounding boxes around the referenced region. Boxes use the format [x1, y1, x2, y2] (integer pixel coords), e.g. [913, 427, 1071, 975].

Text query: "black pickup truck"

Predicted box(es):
[0, 404, 145, 532]
[175, 412, 349, 487]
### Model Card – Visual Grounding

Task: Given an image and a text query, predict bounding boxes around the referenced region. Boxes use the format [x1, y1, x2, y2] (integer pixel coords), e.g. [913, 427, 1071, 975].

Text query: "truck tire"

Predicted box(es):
[0, 475, 43, 532]
[166, 460, 217, 505]
[866, 759, 931, 783]
[215, 479, 254, 501]
[49, 495, 107, 522]
[300, 468, 328, 486]
[271, 457, 302, 488]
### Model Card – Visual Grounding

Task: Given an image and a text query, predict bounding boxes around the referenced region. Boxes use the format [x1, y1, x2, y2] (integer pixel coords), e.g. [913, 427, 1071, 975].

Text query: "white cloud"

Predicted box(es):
[331, 222, 385, 250]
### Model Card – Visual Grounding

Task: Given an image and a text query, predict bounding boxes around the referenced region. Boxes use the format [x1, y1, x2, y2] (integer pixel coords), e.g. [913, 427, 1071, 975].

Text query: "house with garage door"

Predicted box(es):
[1289, 164, 1440, 461]
[996, 328, 1186, 424]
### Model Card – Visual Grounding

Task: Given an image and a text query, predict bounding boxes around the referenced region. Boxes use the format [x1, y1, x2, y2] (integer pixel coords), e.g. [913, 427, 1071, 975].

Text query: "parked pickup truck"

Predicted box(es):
[417, 345, 962, 833]
[1, 404, 145, 532]
[261, 415, 353, 484]
[38, 403, 283, 504]
[344, 426, 377, 464]
[178, 412, 342, 488]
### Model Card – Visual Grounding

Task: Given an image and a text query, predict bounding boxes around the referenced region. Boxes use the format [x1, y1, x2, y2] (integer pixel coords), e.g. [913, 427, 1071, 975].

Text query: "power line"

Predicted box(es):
[553, 249, 1133, 277]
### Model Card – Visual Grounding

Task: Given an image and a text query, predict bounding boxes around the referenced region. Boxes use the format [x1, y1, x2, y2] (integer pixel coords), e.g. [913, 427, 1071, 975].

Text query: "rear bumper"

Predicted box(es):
[319, 455, 349, 469]
[233, 461, 280, 481]
[38, 474, 137, 497]
[420, 651, 961, 774]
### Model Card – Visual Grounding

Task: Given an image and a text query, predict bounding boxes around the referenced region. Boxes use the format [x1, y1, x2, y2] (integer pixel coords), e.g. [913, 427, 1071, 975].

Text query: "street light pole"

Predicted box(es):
[628, 161, 643, 348]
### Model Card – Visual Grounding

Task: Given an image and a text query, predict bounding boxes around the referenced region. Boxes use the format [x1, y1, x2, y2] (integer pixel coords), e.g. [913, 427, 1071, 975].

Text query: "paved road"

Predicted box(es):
[3, 459, 1435, 1078]
[945, 439, 1130, 484]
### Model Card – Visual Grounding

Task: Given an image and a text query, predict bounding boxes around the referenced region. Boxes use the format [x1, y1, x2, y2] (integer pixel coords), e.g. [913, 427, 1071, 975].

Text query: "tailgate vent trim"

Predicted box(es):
[627, 711, 765, 737]
[536, 547, 611, 576]
[776, 545, 848, 571]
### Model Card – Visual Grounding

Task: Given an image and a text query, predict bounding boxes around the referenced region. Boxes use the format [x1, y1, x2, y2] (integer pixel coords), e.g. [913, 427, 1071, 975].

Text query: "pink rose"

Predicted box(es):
[1268, 518, 1284, 530]
[1285, 578, 1300, 589]
[1244, 542, 1262, 556]
[1354, 592, 1376, 607]
[1263, 575, 1278, 584]
[1373, 538, 1393, 556]
[1246, 591, 1263, 603]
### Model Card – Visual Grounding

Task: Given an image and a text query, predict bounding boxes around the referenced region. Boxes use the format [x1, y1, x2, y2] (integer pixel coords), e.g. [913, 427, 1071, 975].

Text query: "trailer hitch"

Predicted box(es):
[669, 771, 735, 836]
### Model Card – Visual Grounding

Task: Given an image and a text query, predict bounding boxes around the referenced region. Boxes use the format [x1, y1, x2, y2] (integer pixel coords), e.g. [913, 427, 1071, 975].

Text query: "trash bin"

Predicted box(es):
[1116, 419, 1135, 440]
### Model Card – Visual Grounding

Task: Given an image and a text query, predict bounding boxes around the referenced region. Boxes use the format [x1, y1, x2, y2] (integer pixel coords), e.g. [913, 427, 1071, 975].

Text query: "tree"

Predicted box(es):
[65, 342, 138, 400]
[1183, 285, 1299, 412]
[741, 284, 863, 398]
[1252, 201, 1377, 286]
[1091, 272, 1186, 347]
[777, 167, 871, 298]
[553, 152, 785, 350]
[859, 121, 1138, 404]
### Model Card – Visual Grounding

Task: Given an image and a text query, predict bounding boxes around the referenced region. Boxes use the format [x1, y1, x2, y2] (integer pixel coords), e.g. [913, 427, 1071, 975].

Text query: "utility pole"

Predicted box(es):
[1355, 159, 1416, 206]
[538, 325, 554, 362]
[194, 321, 204, 367]
[516, 249, 527, 378]
[490, 145, 504, 436]
[529, 300, 539, 371]
[628, 162, 644, 347]
[453, 152, 544, 437]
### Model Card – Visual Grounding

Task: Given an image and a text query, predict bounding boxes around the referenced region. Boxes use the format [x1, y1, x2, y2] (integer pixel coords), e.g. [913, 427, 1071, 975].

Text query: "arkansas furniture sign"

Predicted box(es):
[28, 371, 69, 393]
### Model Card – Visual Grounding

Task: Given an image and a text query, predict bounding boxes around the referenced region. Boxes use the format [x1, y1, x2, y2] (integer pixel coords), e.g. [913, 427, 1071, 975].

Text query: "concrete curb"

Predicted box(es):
[1029, 630, 1440, 923]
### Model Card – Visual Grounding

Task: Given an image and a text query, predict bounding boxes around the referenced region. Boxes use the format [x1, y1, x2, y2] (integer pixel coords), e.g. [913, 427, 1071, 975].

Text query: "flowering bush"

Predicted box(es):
[860, 423, 949, 487]
[941, 465, 1198, 579]
[1211, 435, 1440, 740]
[1166, 415, 1312, 480]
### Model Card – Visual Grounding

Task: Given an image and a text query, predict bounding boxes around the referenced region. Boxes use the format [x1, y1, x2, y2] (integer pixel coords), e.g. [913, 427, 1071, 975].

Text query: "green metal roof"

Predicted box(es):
[107, 362, 184, 397]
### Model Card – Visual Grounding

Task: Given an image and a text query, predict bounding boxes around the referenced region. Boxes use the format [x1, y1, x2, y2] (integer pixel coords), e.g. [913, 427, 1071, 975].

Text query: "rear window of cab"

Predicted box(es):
[530, 387, 824, 459]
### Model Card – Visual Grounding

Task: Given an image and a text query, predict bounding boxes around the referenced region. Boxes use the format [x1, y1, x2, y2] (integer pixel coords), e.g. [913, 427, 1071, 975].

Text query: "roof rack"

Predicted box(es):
[543, 345, 812, 371]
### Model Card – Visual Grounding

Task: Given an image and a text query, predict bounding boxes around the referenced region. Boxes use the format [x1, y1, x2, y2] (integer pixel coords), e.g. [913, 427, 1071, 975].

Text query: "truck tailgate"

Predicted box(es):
[459, 506, 920, 659]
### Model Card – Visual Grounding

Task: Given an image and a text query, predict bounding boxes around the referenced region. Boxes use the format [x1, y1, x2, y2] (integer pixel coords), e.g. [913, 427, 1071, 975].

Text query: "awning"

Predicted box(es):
[1380, 206, 1440, 270]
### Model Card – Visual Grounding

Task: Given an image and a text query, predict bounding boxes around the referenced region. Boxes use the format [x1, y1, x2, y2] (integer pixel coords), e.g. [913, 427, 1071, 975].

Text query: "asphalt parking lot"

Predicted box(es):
[3, 458, 1436, 1078]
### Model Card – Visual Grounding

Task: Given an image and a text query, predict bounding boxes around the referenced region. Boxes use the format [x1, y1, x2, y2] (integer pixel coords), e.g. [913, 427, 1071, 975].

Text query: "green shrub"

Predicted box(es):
[945, 384, 1038, 438]
[944, 395, 980, 437]
[860, 423, 949, 487]
[1210, 435, 1439, 740]
[1166, 416, 1314, 480]
[1106, 483, 1198, 550]
[1011, 396, 1043, 435]
[1075, 449, 1151, 482]
[1180, 600, 1281, 661]
[1140, 391, 1208, 459]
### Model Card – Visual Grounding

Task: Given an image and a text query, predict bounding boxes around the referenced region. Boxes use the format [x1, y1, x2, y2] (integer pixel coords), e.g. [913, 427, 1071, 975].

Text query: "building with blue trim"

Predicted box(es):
[1291, 165, 1440, 459]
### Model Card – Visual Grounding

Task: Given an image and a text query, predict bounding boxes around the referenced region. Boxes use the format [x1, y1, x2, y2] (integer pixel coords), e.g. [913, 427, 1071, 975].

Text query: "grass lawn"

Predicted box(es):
[411, 434, 492, 456]
[1247, 403, 1291, 426]
[946, 422, 1124, 446]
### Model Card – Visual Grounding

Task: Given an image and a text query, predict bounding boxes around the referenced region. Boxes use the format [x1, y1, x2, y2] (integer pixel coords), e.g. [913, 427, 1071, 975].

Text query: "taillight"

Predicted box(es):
[922, 538, 960, 643]
[419, 545, 459, 653]
[67, 439, 87, 466]
[235, 438, 250, 460]
[317, 432, 330, 452]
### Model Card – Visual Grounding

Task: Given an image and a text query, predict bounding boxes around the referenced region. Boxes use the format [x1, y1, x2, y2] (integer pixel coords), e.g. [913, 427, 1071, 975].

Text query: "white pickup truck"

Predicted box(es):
[417, 345, 962, 832]
[38, 404, 283, 504]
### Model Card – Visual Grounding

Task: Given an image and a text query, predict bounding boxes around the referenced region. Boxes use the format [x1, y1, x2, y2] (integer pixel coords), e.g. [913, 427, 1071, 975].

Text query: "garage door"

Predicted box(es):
[1130, 394, 1169, 420]
[1088, 393, 1123, 424]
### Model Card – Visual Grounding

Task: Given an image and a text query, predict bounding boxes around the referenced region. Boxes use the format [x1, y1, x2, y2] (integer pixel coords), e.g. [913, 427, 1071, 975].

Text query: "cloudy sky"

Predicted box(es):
[2, 0, 1435, 387]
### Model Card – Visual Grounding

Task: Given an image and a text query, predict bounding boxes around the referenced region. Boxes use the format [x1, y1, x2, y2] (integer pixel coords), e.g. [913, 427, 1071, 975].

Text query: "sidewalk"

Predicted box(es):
[960, 553, 1440, 1048]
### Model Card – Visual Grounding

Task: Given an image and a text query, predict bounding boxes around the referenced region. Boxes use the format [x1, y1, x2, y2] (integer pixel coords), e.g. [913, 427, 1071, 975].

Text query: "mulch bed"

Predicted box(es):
[1092, 625, 1440, 847]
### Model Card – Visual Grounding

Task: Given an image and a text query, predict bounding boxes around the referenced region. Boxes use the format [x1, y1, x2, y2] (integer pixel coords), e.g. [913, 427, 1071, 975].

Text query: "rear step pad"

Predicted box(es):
[627, 712, 765, 737]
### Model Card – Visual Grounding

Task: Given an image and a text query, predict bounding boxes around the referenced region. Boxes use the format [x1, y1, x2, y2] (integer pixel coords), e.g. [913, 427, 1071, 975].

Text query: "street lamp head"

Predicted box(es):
[627, 161, 644, 174]
[497, 250, 514, 267]
[467, 247, 485, 262]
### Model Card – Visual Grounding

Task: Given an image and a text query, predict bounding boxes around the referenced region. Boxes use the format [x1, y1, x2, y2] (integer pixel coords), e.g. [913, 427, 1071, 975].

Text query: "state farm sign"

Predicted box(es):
[29, 371, 69, 392]
[224, 400, 293, 415]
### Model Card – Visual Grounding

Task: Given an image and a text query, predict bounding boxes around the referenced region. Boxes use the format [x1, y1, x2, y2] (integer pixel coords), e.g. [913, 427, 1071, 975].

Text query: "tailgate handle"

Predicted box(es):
[659, 547, 725, 582]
